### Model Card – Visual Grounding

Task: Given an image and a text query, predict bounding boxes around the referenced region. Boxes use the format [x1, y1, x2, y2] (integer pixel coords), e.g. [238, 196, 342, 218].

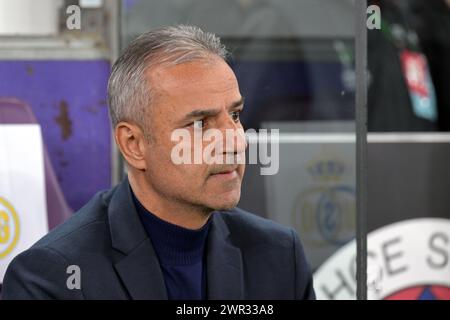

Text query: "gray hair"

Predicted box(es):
[107, 25, 229, 133]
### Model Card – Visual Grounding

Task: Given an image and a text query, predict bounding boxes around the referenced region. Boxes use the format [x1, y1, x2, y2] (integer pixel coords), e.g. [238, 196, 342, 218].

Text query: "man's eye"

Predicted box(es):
[231, 111, 240, 122]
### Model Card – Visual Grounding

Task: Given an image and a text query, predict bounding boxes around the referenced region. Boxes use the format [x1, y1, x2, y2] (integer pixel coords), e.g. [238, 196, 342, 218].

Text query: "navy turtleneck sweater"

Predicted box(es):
[131, 189, 212, 300]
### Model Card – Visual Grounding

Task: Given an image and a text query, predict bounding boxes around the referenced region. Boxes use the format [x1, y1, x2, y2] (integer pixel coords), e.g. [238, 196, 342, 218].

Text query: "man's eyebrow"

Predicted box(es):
[181, 97, 245, 122]
[183, 108, 221, 121]
[227, 97, 245, 110]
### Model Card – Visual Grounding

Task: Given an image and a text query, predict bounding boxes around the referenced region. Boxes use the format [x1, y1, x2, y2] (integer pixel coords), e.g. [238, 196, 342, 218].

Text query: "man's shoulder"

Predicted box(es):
[31, 186, 117, 254]
[219, 207, 296, 249]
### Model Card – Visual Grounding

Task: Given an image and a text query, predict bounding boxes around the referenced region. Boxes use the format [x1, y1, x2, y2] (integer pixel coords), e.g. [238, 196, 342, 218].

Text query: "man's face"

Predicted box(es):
[142, 57, 246, 212]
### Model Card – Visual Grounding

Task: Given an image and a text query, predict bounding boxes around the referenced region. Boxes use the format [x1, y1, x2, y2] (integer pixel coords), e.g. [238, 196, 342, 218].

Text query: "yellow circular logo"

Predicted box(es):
[0, 196, 20, 259]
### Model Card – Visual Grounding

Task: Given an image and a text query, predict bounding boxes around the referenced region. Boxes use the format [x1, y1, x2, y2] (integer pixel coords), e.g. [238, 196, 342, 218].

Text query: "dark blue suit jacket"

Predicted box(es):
[2, 178, 315, 299]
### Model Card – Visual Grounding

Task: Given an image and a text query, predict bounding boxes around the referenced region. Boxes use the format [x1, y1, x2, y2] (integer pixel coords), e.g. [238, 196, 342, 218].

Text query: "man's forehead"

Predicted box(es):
[146, 59, 241, 114]
[146, 58, 238, 92]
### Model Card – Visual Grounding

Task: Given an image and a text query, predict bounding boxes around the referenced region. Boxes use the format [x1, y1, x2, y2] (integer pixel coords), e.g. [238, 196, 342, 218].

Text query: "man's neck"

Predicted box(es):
[128, 173, 212, 230]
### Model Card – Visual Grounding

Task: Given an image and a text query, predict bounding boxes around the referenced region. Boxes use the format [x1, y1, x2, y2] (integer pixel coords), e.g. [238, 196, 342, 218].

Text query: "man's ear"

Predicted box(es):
[115, 121, 148, 171]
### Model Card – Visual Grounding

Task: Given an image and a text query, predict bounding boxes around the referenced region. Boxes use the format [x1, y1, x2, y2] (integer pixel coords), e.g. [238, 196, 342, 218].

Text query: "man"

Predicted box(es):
[2, 25, 315, 300]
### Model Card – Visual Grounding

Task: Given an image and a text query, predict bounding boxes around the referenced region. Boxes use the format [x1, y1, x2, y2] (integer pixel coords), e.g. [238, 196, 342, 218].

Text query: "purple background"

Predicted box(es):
[0, 60, 112, 211]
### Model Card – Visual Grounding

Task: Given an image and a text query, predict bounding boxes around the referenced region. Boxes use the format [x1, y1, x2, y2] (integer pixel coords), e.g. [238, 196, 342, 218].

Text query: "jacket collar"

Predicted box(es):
[108, 177, 244, 300]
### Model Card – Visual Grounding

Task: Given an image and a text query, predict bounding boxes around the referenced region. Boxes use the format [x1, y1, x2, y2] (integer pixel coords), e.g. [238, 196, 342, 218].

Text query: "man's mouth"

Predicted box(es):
[210, 166, 239, 180]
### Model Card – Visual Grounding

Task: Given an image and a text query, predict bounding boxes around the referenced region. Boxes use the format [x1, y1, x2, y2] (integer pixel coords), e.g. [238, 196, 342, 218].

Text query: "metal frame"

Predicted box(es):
[107, 0, 123, 186]
[0, 36, 109, 60]
[355, 0, 368, 300]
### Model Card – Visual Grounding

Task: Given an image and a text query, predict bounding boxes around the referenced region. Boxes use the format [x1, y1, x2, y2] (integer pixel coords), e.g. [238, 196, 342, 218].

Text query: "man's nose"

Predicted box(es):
[221, 118, 247, 155]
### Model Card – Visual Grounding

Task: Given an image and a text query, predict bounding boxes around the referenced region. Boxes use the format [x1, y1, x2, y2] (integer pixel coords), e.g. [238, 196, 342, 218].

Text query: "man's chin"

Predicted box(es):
[209, 195, 241, 211]
[213, 203, 238, 211]
[196, 187, 241, 212]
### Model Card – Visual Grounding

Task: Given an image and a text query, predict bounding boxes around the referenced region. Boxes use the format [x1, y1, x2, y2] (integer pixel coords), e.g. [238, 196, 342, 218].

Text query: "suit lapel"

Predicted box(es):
[206, 213, 244, 300]
[114, 238, 168, 299]
[108, 178, 167, 299]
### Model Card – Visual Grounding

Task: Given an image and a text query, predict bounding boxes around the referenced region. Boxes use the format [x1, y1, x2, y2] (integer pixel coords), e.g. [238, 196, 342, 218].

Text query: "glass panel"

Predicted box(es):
[0, 0, 117, 287]
[122, 0, 359, 299]
[366, 0, 450, 300]
[0, 1, 115, 212]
